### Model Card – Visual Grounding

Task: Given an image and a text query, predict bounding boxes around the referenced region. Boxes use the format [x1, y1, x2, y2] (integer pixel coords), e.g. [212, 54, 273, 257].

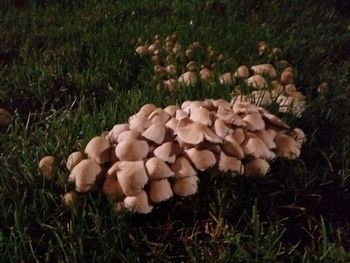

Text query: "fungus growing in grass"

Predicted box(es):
[102, 177, 125, 201]
[258, 41, 270, 55]
[178, 71, 197, 86]
[172, 175, 199, 197]
[218, 152, 244, 174]
[280, 70, 294, 85]
[199, 66, 214, 83]
[184, 148, 216, 171]
[115, 139, 149, 161]
[251, 64, 277, 79]
[245, 158, 270, 177]
[106, 124, 129, 144]
[123, 190, 153, 214]
[85, 136, 111, 164]
[274, 133, 301, 159]
[234, 65, 250, 78]
[0, 108, 12, 126]
[145, 157, 175, 179]
[39, 156, 57, 180]
[66, 151, 85, 172]
[70, 159, 103, 192]
[219, 72, 235, 85]
[62, 190, 81, 210]
[150, 179, 173, 203]
[246, 75, 267, 90]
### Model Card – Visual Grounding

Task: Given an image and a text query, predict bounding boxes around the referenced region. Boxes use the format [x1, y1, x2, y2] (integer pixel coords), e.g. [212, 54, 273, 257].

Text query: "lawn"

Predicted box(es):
[0, 0, 350, 262]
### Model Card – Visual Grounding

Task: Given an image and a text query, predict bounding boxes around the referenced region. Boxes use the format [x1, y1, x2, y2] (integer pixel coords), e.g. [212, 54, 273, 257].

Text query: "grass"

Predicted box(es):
[1, 0, 350, 261]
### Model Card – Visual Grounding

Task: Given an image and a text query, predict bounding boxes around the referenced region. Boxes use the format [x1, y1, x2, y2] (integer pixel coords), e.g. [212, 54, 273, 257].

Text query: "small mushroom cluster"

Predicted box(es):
[136, 33, 225, 90]
[135, 35, 306, 117]
[59, 98, 305, 214]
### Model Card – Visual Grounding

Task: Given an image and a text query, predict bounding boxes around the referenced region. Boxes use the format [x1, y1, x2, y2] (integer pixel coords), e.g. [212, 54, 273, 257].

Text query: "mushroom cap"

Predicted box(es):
[84, 136, 111, 164]
[115, 139, 149, 161]
[71, 159, 102, 192]
[149, 179, 173, 203]
[171, 156, 197, 178]
[231, 127, 246, 145]
[216, 106, 246, 126]
[102, 177, 125, 201]
[165, 117, 179, 137]
[145, 157, 175, 179]
[66, 151, 85, 172]
[124, 190, 153, 214]
[184, 148, 216, 171]
[39, 155, 56, 180]
[0, 108, 12, 126]
[199, 67, 214, 83]
[163, 79, 177, 91]
[234, 65, 250, 78]
[190, 107, 213, 126]
[213, 118, 230, 138]
[254, 130, 277, 149]
[137, 103, 157, 118]
[173, 176, 199, 197]
[106, 123, 129, 144]
[280, 70, 294, 85]
[232, 101, 259, 114]
[287, 128, 306, 146]
[163, 105, 180, 117]
[250, 90, 272, 107]
[142, 122, 166, 144]
[246, 75, 267, 90]
[243, 113, 265, 131]
[166, 65, 177, 76]
[177, 117, 222, 145]
[178, 71, 197, 86]
[218, 152, 244, 174]
[136, 45, 149, 56]
[109, 160, 148, 196]
[62, 190, 81, 210]
[219, 72, 234, 85]
[148, 108, 171, 124]
[260, 109, 290, 129]
[129, 114, 152, 133]
[243, 134, 276, 160]
[117, 130, 140, 143]
[153, 141, 180, 163]
[222, 134, 245, 159]
[274, 134, 301, 159]
[175, 109, 189, 120]
[251, 64, 277, 79]
[245, 158, 270, 176]
[212, 99, 232, 110]
[186, 61, 197, 71]
[285, 84, 297, 95]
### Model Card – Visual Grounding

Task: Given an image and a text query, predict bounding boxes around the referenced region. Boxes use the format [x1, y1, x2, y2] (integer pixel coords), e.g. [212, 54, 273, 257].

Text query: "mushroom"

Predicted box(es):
[251, 64, 277, 79]
[246, 75, 267, 90]
[135, 45, 149, 56]
[250, 90, 272, 107]
[222, 134, 245, 159]
[162, 79, 177, 91]
[102, 177, 125, 201]
[171, 156, 197, 178]
[108, 160, 148, 196]
[66, 151, 85, 171]
[274, 134, 301, 159]
[258, 41, 269, 55]
[234, 65, 250, 78]
[243, 134, 276, 160]
[287, 128, 306, 147]
[199, 67, 214, 83]
[190, 107, 213, 126]
[123, 190, 153, 214]
[184, 148, 216, 171]
[178, 71, 197, 86]
[137, 103, 158, 118]
[243, 113, 265, 131]
[62, 190, 81, 210]
[218, 152, 244, 174]
[39, 156, 57, 180]
[149, 179, 173, 203]
[0, 108, 12, 126]
[245, 158, 270, 176]
[85, 136, 111, 164]
[115, 139, 149, 161]
[163, 105, 180, 117]
[213, 118, 230, 138]
[153, 141, 180, 163]
[117, 130, 140, 143]
[142, 122, 166, 144]
[165, 117, 178, 137]
[148, 108, 171, 124]
[280, 70, 293, 85]
[106, 123, 129, 144]
[70, 159, 103, 192]
[129, 114, 151, 133]
[173, 175, 199, 197]
[219, 72, 235, 85]
[145, 157, 175, 179]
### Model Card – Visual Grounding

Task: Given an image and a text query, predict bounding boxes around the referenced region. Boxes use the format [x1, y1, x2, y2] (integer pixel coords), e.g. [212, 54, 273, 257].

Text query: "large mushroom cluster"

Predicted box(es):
[135, 34, 306, 116]
[56, 98, 306, 214]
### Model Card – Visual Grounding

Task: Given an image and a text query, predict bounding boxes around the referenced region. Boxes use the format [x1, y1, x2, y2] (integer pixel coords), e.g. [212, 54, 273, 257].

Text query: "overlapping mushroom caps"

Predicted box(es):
[60, 98, 306, 214]
[135, 34, 306, 117]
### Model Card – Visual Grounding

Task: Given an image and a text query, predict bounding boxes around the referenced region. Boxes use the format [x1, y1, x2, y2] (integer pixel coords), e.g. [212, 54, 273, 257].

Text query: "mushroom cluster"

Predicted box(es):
[135, 35, 306, 117]
[59, 98, 306, 214]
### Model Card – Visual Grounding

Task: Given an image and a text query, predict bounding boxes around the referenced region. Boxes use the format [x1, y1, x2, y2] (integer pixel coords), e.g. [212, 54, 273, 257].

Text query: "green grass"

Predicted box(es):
[1, 0, 350, 261]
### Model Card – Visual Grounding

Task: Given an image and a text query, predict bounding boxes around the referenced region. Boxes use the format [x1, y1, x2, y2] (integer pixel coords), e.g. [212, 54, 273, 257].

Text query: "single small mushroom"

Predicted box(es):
[163, 105, 180, 117]
[102, 177, 125, 201]
[254, 130, 277, 149]
[137, 103, 158, 118]
[153, 141, 180, 163]
[218, 152, 244, 174]
[245, 158, 270, 176]
[129, 114, 152, 133]
[234, 65, 250, 79]
[124, 190, 153, 214]
[258, 41, 270, 55]
[222, 134, 245, 159]
[66, 151, 85, 172]
[85, 136, 111, 164]
[171, 156, 197, 178]
[135, 45, 149, 56]
[280, 70, 294, 85]
[213, 118, 230, 138]
[251, 64, 277, 79]
[184, 148, 216, 171]
[173, 175, 199, 197]
[117, 129, 140, 143]
[0, 108, 12, 126]
[250, 90, 272, 107]
[243, 134, 276, 160]
[163, 79, 177, 91]
[142, 122, 166, 144]
[108, 160, 148, 196]
[199, 66, 214, 83]
[190, 107, 213, 126]
[145, 157, 175, 179]
[274, 134, 301, 159]
[243, 112, 265, 131]
[219, 72, 234, 85]
[115, 139, 149, 161]
[149, 179, 173, 203]
[175, 109, 189, 120]
[287, 128, 306, 147]
[178, 71, 197, 87]
[70, 159, 103, 192]
[62, 190, 81, 210]
[148, 108, 171, 124]
[246, 75, 267, 90]
[39, 156, 57, 180]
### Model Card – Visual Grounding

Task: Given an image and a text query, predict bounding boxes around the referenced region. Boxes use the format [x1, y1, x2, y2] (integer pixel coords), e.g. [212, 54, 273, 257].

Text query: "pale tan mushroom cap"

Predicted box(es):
[184, 148, 216, 171]
[245, 158, 270, 177]
[85, 136, 111, 164]
[0, 108, 12, 126]
[115, 139, 149, 161]
[142, 122, 166, 144]
[39, 155, 56, 180]
[62, 190, 80, 209]
[145, 157, 175, 179]
[150, 179, 173, 203]
[178, 71, 197, 86]
[251, 64, 277, 79]
[123, 190, 153, 214]
[106, 123, 129, 144]
[171, 156, 197, 178]
[234, 65, 250, 78]
[71, 159, 102, 192]
[173, 175, 199, 197]
[153, 141, 179, 163]
[219, 72, 234, 85]
[110, 160, 148, 196]
[102, 177, 125, 201]
[246, 75, 267, 90]
[218, 152, 244, 174]
[66, 151, 85, 172]
[274, 134, 301, 159]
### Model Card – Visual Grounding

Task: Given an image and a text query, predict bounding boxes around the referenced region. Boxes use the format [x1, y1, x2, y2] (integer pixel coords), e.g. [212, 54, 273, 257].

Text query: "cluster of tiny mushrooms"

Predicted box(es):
[136, 33, 306, 117]
[39, 97, 306, 214]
